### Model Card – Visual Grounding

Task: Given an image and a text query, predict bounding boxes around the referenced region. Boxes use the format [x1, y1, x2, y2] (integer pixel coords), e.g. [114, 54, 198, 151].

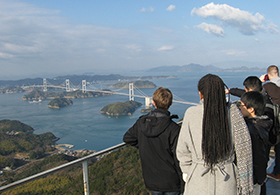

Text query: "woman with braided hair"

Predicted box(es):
[176, 74, 254, 195]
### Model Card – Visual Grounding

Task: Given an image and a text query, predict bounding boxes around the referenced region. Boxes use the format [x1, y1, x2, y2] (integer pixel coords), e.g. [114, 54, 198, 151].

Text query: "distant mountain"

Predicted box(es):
[147, 63, 222, 72]
[147, 63, 266, 72]
[0, 74, 171, 88]
[210, 60, 269, 69]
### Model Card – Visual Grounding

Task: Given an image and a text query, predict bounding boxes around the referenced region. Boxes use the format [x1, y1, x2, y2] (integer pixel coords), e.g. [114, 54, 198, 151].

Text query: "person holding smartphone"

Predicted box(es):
[259, 65, 280, 182]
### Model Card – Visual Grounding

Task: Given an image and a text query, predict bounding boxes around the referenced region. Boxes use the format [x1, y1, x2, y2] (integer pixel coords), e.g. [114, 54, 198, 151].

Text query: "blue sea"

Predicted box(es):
[0, 71, 264, 151]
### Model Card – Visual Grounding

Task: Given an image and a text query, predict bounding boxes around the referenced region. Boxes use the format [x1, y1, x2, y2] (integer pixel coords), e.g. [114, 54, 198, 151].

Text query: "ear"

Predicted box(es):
[152, 101, 157, 108]
[198, 91, 204, 100]
[247, 107, 255, 115]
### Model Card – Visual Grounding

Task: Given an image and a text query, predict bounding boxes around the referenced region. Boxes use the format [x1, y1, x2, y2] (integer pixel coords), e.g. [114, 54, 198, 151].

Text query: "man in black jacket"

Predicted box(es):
[226, 76, 274, 119]
[240, 91, 273, 195]
[123, 87, 183, 195]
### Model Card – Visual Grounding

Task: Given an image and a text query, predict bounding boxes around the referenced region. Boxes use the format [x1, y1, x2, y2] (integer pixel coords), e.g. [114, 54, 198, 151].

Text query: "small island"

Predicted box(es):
[47, 98, 73, 109]
[109, 80, 156, 89]
[100, 101, 142, 116]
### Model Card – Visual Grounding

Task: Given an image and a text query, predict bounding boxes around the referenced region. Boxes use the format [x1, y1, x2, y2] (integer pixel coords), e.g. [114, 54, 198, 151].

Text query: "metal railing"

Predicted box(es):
[0, 142, 126, 194]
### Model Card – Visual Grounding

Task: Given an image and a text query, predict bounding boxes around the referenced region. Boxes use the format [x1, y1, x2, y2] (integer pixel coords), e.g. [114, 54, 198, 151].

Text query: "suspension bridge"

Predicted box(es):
[21, 78, 198, 107]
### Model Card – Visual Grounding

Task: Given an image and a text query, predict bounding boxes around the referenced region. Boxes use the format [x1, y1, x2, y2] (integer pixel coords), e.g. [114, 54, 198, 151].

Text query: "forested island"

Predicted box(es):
[109, 80, 156, 88]
[100, 101, 142, 116]
[22, 89, 112, 101]
[47, 98, 73, 109]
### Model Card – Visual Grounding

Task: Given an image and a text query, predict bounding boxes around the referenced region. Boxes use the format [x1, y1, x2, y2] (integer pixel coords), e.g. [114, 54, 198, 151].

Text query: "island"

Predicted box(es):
[100, 101, 142, 116]
[22, 89, 112, 101]
[109, 80, 156, 89]
[47, 97, 73, 109]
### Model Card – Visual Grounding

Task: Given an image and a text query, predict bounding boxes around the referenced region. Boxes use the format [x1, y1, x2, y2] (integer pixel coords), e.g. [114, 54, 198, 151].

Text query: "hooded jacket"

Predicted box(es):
[245, 116, 273, 185]
[123, 109, 183, 192]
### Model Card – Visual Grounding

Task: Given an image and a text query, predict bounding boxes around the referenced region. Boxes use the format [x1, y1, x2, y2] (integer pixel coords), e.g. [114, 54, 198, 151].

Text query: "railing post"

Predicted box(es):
[82, 160, 90, 195]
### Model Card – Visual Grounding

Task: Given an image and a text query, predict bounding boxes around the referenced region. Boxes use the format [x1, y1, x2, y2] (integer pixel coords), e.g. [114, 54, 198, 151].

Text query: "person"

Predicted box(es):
[226, 76, 264, 97]
[239, 91, 273, 195]
[259, 65, 280, 181]
[176, 74, 253, 195]
[123, 87, 183, 195]
[225, 76, 274, 123]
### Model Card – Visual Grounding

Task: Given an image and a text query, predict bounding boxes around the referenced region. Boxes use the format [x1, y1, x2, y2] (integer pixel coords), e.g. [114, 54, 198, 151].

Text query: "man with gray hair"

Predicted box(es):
[260, 65, 280, 182]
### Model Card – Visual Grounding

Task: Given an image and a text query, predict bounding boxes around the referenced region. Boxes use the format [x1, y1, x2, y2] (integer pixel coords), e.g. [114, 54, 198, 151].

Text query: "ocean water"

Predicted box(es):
[0, 71, 264, 151]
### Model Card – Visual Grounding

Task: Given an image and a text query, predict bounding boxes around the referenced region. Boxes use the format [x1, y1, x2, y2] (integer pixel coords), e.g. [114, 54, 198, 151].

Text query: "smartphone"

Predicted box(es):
[264, 74, 269, 81]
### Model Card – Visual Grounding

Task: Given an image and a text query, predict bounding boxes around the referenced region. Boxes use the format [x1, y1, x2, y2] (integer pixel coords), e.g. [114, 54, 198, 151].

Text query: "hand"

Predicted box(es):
[183, 173, 188, 182]
[225, 89, 230, 94]
[259, 74, 266, 82]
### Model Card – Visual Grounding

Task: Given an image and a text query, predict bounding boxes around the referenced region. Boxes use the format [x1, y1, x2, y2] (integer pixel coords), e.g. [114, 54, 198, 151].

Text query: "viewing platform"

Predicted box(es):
[0, 143, 279, 194]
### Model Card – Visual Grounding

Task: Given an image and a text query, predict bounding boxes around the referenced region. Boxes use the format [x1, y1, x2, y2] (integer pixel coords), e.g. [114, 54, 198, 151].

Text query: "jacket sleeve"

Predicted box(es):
[169, 123, 181, 157]
[176, 112, 192, 174]
[248, 124, 267, 185]
[123, 120, 139, 148]
[229, 88, 245, 97]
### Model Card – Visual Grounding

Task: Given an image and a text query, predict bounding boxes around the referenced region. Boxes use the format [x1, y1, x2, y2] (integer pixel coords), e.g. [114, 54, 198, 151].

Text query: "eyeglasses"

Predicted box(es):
[236, 101, 246, 108]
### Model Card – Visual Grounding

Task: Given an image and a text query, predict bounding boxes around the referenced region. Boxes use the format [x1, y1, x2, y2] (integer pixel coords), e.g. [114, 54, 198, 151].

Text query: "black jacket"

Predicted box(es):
[123, 109, 183, 192]
[245, 116, 273, 185]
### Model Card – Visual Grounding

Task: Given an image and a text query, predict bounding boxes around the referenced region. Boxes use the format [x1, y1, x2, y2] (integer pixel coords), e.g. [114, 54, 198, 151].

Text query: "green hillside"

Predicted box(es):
[1, 145, 149, 195]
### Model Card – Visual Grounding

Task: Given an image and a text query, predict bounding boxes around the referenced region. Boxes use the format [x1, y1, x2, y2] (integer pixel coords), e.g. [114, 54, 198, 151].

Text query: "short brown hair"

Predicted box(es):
[267, 65, 279, 77]
[153, 87, 173, 110]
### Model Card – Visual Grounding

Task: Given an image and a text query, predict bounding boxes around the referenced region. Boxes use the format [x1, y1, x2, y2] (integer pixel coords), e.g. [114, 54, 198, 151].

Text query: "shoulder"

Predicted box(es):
[264, 82, 279, 90]
[185, 104, 202, 115]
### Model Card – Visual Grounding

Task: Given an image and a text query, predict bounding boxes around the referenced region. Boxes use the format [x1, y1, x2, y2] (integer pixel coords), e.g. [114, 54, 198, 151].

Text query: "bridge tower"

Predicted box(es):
[82, 80, 86, 93]
[43, 78, 47, 92]
[145, 97, 153, 108]
[66, 79, 70, 92]
[129, 83, 134, 101]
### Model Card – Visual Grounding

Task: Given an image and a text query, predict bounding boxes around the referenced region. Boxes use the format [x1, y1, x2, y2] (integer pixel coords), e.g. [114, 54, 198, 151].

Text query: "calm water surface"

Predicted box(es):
[0, 71, 263, 151]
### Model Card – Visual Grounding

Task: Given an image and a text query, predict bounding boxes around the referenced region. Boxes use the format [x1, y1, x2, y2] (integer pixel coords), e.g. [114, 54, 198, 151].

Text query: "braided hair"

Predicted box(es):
[198, 74, 232, 170]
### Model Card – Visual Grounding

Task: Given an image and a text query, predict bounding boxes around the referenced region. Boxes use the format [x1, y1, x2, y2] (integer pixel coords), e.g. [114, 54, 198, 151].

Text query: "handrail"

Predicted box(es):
[0, 142, 126, 193]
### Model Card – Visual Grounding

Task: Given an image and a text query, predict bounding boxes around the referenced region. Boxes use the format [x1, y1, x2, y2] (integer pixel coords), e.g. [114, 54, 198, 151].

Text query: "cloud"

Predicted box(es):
[195, 23, 225, 37]
[191, 2, 278, 35]
[125, 44, 142, 52]
[139, 7, 155, 12]
[0, 0, 147, 77]
[221, 49, 246, 56]
[0, 52, 14, 59]
[166, 5, 175, 11]
[158, 46, 174, 51]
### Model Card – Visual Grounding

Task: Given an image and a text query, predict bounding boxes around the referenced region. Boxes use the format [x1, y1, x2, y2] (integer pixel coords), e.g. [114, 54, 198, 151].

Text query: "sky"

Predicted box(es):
[0, 0, 279, 79]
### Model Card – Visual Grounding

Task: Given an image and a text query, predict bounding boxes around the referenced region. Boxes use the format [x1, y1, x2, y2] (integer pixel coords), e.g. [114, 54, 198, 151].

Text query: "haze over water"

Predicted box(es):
[0, 71, 262, 151]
